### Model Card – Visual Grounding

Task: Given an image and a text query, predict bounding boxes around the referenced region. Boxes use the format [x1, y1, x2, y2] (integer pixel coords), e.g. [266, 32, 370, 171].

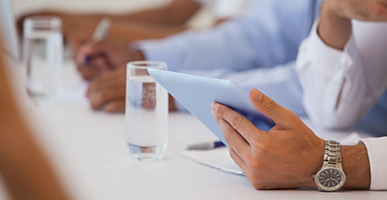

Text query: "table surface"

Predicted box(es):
[2, 0, 386, 199]
[0, 60, 385, 200]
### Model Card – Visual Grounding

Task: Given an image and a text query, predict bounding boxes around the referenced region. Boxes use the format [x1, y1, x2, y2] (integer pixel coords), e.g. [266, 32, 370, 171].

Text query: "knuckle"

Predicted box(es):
[223, 128, 233, 142]
[91, 89, 111, 108]
[250, 140, 261, 149]
[231, 115, 242, 130]
[104, 106, 114, 113]
[104, 102, 122, 113]
[263, 98, 277, 113]
[249, 161, 262, 171]
[257, 143, 270, 155]
[90, 101, 99, 109]
[245, 154, 261, 170]
[97, 89, 107, 99]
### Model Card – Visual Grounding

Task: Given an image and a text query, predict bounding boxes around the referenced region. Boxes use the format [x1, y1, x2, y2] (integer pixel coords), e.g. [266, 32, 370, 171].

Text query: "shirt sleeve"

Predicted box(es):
[296, 19, 387, 130]
[137, 0, 311, 73]
[360, 137, 387, 190]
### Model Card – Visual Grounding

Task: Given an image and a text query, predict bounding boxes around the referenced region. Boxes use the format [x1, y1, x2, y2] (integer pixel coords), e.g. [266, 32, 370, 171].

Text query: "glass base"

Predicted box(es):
[128, 143, 166, 161]
[27, 90, 57, 105]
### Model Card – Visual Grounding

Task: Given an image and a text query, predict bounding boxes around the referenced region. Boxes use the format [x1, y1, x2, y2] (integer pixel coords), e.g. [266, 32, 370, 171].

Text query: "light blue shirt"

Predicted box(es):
[355, 92, 387, 137]
[138, 0, 321, 116]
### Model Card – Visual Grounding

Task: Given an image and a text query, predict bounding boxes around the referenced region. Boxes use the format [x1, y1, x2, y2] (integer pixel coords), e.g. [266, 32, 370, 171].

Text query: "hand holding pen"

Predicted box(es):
[74, 18, 135, 80]
[82, 18, 111, 66]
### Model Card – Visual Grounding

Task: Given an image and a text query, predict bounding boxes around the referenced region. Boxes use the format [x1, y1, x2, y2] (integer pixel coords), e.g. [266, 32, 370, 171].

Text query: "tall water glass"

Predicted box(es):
[23, 16, 63, 103]
[126, 61, 168, 161]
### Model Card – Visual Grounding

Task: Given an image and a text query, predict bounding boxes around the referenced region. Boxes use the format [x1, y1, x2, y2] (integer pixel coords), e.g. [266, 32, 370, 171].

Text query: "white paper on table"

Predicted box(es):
[181, 147, 243, 175]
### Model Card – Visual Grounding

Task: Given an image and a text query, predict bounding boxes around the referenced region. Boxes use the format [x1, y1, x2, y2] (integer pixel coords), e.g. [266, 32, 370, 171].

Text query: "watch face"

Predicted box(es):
[315, 167, 346, 191]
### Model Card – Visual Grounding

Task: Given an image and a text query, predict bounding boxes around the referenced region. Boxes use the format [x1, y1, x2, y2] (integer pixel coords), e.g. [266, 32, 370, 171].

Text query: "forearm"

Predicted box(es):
[318, 1, 352, 50]
[0, 55, 69, 200]
[0, 120, 69, 200]
[341, 143, 371, 189]
[108, 20, 186, 43]
[297, 18, 374, 130]
[116, 0, 200, 25]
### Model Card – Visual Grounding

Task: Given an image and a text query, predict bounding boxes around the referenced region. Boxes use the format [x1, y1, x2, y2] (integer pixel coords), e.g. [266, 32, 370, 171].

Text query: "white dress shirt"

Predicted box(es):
[297, 19, 387, 190]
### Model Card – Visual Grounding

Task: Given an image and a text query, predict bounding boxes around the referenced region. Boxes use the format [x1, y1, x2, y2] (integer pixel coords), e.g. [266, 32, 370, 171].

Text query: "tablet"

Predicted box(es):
[148, 69, 275, 145]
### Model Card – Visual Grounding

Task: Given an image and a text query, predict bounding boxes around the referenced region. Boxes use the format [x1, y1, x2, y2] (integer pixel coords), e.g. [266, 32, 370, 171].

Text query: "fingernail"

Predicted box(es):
[211, 103, 218, 114]
[252, 88, 263, 101]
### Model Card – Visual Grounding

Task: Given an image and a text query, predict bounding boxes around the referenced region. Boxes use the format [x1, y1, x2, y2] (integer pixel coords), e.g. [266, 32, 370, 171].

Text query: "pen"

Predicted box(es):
[185, 141, 225, 151]
[83, 17, 111, 66]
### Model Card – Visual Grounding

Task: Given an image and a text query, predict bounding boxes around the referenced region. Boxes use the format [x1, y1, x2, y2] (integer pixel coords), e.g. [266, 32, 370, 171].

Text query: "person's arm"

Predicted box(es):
[72, 0, 315, 112]
[18, 0, 201, 36]
[0, 45, 70, 199]
[296, 0, 387, 130]
[79, 19, 186, 44]
[114, 0, 201, 25]
[137, 0, 312, 73]
[211, 88, 371, 190]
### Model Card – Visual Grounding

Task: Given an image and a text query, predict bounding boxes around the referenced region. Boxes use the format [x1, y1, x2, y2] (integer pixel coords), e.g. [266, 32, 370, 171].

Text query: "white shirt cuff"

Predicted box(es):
[360, 137, 387, 190]
[301, 19, 354, 78]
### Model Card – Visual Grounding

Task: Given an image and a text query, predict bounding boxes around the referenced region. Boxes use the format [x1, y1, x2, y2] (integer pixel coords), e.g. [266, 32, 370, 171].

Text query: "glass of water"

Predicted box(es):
[23, 16, 63, 104]
[126, 61, 168, 161]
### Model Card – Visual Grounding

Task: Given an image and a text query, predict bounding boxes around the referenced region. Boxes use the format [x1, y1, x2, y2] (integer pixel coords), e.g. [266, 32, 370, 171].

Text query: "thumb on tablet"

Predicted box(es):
[249, 88, 292, 125]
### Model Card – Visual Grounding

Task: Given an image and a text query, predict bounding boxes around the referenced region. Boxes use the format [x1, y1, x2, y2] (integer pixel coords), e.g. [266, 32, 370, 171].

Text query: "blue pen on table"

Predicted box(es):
[83, 17, 111, 66]
[185, 141, 225, 151]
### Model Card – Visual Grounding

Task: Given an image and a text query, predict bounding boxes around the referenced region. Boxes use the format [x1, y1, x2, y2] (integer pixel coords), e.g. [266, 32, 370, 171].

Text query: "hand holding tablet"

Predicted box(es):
[148, 68, 275, 145]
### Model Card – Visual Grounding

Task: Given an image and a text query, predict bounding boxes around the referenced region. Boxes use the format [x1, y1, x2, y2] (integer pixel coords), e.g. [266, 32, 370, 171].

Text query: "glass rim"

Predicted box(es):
[127, 61, 167, 70]
[24, 16, 62, 28]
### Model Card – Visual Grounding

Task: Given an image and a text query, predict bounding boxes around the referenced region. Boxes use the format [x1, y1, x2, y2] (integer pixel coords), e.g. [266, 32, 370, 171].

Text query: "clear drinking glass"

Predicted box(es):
[126, 61, 168, 161]
[23, 16, 63, 103]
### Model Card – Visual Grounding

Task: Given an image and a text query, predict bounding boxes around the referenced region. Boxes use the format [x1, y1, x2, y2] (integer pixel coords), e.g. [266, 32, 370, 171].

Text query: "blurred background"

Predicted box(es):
[0, 1, 215, 199]
[12, 0, 214, 30]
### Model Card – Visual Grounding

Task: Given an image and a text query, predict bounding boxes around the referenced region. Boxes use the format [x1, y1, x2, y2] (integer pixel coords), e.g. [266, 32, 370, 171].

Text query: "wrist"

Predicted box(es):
[128, 43, 146, 61]
[303, 138, 325, 188]
[318, 1, 352, 50]
[341, 142, 371, 189]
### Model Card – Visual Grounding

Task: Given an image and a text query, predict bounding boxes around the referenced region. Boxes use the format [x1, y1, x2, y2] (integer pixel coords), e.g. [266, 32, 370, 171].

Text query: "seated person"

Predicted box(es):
[210, 0, 387, 190]
[0, 37, 70, 199]
[297, 0, 387, 137]
[74, 0, 320, 115]
[18, 0, 252, 44]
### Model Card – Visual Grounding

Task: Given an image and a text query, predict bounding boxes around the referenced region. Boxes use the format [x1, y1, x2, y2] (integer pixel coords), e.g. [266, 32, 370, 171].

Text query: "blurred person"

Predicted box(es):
[18, 0, 252, 45]
[210, 0, 387, 190]
[297, 0, 387, 137]
[75, 0, 321, 114]
[0, 37, 70, 199]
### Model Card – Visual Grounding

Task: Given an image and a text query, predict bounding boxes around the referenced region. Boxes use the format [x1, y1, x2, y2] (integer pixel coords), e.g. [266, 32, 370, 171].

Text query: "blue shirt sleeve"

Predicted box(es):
[137, 0, 313, 72]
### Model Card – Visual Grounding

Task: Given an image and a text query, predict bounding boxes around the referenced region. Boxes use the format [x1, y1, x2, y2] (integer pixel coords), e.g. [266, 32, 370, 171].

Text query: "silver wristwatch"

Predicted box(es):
[314, 140, 346, 192]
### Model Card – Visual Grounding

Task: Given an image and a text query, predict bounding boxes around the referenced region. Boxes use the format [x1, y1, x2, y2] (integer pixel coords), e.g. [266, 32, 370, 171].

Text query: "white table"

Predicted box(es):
[2, 1, 385, 199]
[0, 59, 383, 200]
